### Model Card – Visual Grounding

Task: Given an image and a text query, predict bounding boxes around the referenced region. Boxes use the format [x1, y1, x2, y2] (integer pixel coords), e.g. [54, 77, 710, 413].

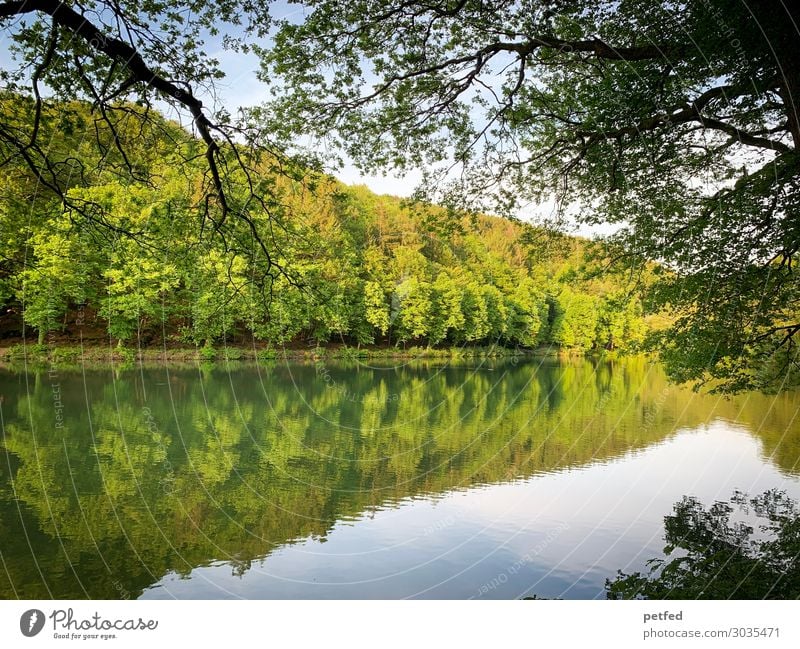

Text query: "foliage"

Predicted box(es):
[0, 0, 299, 265]
[5, 1, 796, 388]
[606, 490, 800, 599]
[0, 98, 650, 352]
[260, 0, 800, 391]
[550, 289, 598, 350]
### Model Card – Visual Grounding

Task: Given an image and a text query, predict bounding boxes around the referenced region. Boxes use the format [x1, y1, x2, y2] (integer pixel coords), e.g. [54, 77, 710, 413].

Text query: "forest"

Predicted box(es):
[1, 1, 799, 392]
[0, 96, 651, 355]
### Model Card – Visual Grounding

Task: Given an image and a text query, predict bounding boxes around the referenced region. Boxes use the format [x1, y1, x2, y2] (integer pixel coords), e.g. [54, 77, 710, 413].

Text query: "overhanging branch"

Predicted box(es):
[1, 0, 229, 216]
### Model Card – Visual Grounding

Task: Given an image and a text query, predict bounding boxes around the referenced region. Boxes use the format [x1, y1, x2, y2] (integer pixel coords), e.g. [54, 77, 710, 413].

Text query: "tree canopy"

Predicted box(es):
[0, 96, 651, 350]
[257, 0, 800, 391]
[3, 1, 800, 389]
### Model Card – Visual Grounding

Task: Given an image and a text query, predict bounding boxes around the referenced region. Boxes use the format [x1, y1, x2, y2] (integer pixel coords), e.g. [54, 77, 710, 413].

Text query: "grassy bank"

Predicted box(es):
[0, 341, 573, 368]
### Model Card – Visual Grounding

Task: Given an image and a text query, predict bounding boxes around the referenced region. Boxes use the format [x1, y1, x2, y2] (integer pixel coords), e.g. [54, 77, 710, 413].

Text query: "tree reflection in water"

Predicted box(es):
[606, 490, 800, 599]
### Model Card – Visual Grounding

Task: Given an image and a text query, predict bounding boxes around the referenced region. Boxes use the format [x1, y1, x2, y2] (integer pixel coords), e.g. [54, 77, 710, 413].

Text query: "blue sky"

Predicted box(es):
[202, 5, 426, 199]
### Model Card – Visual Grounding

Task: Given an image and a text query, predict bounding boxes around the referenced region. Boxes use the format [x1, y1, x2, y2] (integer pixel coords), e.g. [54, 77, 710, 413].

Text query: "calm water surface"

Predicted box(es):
[1, 357, 799, 599]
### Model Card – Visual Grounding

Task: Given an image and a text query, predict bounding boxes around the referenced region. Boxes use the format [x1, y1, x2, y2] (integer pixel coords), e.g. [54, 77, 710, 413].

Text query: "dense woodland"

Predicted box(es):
[2, 1, 799, 390]
[0, 97, 651, 353]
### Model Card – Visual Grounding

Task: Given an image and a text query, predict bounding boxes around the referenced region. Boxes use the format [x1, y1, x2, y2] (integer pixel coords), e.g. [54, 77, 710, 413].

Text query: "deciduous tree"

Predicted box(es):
[260, 0, 800, 390]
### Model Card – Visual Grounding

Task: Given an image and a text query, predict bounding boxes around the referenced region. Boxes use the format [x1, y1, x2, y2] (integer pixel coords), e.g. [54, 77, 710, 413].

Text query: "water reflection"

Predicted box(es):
[1, 357, 799, 598]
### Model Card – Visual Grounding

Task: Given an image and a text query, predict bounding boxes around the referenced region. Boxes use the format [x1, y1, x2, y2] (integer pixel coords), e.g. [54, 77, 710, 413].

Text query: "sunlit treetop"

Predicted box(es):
[258, 0, 800, 392]
[2, 0, 800, 390]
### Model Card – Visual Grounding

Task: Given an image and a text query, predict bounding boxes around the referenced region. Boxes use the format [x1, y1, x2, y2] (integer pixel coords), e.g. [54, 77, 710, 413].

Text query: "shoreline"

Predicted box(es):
[0, 341, 613, 368]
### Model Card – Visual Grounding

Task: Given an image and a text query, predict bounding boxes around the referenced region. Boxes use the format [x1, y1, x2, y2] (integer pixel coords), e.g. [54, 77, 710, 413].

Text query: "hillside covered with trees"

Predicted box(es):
[2, 1, 799, 391]
[0, 97, 650, 354]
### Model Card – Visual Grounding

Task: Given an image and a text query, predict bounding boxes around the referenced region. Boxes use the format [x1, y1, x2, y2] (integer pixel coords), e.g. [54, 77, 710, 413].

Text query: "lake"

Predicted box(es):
[1, 356, 799, 599]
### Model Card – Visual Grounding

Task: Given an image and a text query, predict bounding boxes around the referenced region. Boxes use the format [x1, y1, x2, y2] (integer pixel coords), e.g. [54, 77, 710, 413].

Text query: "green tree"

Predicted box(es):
[18, 217, 99, 343]
[596, 292, 647, 351]
[481, 284, 508, 342]
[460, 282, 490, 343]
[429, 272, 465, 344]
[550, 289, 598, 350]
[187, 249, 250, 345]
[101, 249, 179, 343]
[505, 279, 549, 347]
[394, 276, 433, 343]
[251, 276, 309, 344]
[364, 280, 390, 339]
[261, 0, 800, 391]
